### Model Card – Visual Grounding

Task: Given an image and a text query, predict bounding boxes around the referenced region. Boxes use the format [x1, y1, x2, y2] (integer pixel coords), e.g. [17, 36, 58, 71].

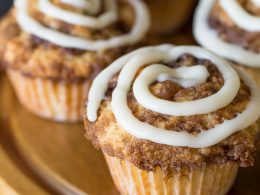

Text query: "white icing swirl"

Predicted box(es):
[194, 0, 260, 67]
[60, 0, 101, 14]
[220, 0, 260, 32]
[86, 45, 260, 148]
[15, 0, 150, 50]
[38, 0, 117, 28]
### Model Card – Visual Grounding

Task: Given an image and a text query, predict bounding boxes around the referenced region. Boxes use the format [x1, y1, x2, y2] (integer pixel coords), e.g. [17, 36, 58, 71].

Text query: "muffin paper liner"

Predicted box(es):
[104, 153, 238, 195]
[8, 70, 89, 122]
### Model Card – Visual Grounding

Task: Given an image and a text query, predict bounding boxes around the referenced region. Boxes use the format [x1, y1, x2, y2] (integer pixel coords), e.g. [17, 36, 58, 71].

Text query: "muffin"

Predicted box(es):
[84, 45, 260, 195]
[193, 0, 260, 86]
[1, 0, 150, 122]
[144, 0, 195, 35]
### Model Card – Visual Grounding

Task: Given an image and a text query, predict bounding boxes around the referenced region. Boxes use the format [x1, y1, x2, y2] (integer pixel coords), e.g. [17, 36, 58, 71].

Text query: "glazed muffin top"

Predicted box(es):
[1, 0, 150, 81]
[84, 45, 260, 173]
[194, 0, 260, 67]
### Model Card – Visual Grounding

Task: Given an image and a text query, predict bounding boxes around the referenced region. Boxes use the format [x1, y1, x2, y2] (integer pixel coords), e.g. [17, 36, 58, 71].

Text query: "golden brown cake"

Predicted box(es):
[194, 0, 260, 87]
[144, 0, 195, 35]
[1, 0, 150, 122]
[84, 45, 260, 195]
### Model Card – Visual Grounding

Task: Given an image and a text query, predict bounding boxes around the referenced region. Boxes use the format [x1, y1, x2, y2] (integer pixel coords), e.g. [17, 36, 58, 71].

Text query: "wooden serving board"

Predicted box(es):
[0, 25, 260, 194]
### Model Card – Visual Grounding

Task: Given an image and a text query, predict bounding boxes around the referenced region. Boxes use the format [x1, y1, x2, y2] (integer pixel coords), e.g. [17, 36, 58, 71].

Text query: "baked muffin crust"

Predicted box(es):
[209, 0, 260, 53]
[84, 54, 260, 172]
[1, 0, 143, 81]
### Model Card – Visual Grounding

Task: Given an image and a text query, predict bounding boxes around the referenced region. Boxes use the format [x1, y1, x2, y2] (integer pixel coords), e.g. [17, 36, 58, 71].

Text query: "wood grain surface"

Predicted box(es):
[0, 24, 260, 195]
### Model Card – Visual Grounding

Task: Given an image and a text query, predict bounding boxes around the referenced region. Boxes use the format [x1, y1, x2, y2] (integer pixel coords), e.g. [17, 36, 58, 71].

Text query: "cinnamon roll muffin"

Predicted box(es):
[1, 0, 150, 122]
[144, 0, 195, 35]
[84, 45, 260, 195]
[194, 0, 260, 86]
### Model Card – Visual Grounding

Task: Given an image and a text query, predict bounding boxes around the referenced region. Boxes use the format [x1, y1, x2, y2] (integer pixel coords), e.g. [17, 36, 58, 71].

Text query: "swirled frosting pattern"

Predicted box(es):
[219, 0, 260, 32]
[14, 0, 150, 50]
[86, 45, 260, 148]
[194, 0, 260, 67]
[60, 0, 101, 14]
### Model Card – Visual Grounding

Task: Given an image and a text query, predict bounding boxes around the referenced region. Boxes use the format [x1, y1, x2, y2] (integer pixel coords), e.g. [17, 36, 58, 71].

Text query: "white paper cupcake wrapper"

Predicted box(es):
[104, 153, 238, 195]
[8, 70, 89, 122]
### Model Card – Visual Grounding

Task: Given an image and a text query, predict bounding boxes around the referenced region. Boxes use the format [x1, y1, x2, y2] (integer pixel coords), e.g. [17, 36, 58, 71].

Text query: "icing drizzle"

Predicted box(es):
[220, 0, 260, 32]
[38, 0, 118, 29]
[194, 0, 260, 67]
[86, 45, 260, 148]
[60, 0, 101, 14]
[15, 0, 150, 50]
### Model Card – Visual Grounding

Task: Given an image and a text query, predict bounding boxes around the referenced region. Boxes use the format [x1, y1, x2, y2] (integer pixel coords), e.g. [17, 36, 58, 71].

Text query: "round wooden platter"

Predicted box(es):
[0, 28, 260, 194]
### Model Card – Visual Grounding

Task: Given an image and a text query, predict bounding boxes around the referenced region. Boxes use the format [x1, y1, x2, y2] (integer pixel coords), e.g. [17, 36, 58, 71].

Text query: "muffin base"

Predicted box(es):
[145, 0, 195, 35]
[7, 69, 89, 122]
[104, 153, 238, 195]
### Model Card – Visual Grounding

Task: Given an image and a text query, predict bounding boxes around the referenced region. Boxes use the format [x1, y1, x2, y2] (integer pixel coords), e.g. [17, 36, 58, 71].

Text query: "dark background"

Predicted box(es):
[0, 0, 13, 16]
